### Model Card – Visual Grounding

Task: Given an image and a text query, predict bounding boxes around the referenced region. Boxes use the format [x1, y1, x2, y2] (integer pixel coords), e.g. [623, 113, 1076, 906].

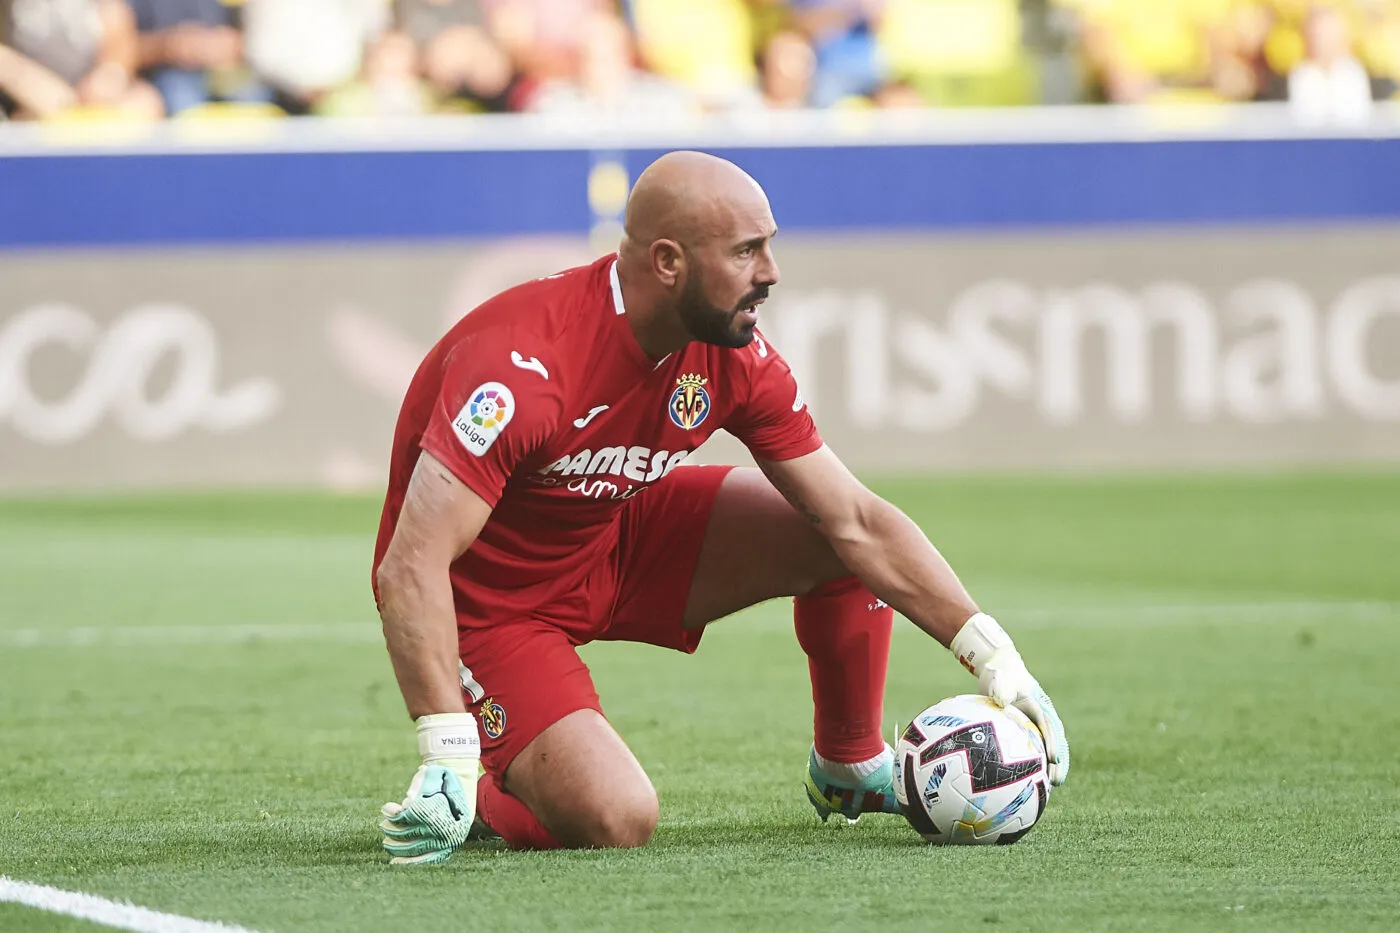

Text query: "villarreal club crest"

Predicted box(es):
[479, 697, 507, 739]
[669, 373, 711, 430]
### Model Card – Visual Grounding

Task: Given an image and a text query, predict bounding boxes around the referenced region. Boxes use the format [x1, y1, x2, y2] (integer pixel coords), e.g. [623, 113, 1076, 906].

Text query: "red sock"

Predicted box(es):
[475, 775, 562, 850]
[794, 575, 893, 763]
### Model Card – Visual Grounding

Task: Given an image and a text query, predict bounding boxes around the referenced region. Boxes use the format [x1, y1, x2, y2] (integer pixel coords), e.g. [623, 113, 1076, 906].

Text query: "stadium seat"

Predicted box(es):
[878, 0, 1022, 75]
[630, 0, 757, 98]
[172, 101, 287, 121]
[876, 0, 1036, 106]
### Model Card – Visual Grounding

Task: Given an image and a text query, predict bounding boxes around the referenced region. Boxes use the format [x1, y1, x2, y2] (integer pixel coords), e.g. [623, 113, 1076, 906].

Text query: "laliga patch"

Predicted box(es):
[479, 697, 507, 739]
[452, 382, 515, 457]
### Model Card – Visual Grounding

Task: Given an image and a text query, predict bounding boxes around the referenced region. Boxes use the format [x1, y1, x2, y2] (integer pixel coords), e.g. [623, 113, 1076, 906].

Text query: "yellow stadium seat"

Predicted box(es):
[172, 102, 286, 121]
[1145, 86, 1229, 105]
[168, 102, 287, 145]
[34, 107, 157, 146]
[878, 0, 1022, 75]
[631, 0, 756, 94]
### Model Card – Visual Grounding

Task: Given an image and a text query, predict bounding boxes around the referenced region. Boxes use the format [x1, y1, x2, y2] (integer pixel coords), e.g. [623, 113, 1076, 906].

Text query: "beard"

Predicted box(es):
[676, 273, 765, 349]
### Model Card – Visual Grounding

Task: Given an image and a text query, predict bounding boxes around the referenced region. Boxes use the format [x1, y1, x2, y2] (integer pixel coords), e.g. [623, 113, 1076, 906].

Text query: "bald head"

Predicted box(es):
[614, 151, 780, 354]
[621, 151, 772, 254]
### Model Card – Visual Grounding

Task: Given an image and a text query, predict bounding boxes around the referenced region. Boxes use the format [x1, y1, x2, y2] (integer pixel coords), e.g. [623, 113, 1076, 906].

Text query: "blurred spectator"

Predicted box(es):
[1355, 0, 1400, 97]
[1288, 3, 1374, 124]
[628, 0, 761, 108]
[1356, 0, 1400, 99]
[1071, 0, 1218, 103]
[397, 0, 486, 44]
[1203, 2, 1286, 102]
[396, 0, 525, 111]
[490, 0, 609, 84]
[1, 30, 79, 117]
[316, 28, 433, 116]
[786, 0, 887, 106]
[127, 0, 270, 115]
[241, 0, 387, 113]
[530, 9, 694, 115]
[759, 28, 817, 107]
[7, 0, 1400, 122]
[0, 0, 162, 118]
[870, 76, 924, 107]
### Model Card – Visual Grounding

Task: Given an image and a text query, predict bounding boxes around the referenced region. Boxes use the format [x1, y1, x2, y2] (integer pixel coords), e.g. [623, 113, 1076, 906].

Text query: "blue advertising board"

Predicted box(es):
[3, 124, 1400, 249]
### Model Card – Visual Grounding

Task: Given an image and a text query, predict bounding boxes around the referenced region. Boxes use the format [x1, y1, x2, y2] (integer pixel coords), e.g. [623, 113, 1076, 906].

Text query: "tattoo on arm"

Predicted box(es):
[760, 462, 821, 525]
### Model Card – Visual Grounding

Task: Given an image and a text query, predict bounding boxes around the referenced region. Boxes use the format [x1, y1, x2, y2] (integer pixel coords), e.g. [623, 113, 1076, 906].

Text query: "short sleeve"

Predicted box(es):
[419, 336, 560, 507]
[725, 333, 823, 462]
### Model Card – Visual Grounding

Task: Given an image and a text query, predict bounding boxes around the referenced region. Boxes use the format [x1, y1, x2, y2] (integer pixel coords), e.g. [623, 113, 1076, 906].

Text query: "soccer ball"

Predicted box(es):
[893, 694, 1049, 845]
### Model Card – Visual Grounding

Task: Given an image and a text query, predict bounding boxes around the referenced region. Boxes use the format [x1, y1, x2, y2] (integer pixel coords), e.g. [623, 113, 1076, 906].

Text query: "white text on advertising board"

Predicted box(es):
[0, 304, 282, 444]
[766, 277, 1400, 429]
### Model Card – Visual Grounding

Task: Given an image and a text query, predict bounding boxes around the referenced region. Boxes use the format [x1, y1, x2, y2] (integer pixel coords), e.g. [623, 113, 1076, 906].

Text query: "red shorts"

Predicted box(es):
[456, 464, 734, 781]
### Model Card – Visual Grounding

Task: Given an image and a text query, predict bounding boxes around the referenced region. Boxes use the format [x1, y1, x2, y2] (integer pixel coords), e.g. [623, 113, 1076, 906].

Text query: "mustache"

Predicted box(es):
[736, 287, 769, 311]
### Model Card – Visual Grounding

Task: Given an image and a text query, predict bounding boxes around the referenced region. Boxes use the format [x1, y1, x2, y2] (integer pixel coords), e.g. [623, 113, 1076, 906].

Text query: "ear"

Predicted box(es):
[650, 239, 685, 287]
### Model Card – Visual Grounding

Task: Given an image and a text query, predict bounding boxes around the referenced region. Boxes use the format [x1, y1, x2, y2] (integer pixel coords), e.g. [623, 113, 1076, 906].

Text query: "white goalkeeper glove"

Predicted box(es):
[951, 612, 1070, 786]
[379, 713, 481, 865]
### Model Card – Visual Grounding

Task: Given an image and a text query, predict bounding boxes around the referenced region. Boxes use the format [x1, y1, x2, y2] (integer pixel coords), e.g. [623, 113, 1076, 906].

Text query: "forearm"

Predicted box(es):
[136, 32, 172, 71]
[95, 0, 139, 74]
[0, 45, 78, 116]
[828, 496, 979, 647]
[376, 562, 466, 719]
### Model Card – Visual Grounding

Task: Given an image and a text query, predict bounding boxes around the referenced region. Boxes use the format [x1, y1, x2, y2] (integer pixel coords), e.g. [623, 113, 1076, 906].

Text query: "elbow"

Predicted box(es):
[374, 561, 397, 604]
[375, 553, 421, 610]
[376, 546, 454, 618]
[826, 489, 886, 553]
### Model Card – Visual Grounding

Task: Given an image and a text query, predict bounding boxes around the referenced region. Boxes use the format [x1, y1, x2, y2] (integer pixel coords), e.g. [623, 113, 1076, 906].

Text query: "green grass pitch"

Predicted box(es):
[1, 472, 1398, 932]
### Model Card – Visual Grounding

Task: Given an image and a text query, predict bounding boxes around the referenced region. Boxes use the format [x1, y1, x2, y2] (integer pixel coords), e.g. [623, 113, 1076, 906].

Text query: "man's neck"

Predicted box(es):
[615, 260, 691, 360]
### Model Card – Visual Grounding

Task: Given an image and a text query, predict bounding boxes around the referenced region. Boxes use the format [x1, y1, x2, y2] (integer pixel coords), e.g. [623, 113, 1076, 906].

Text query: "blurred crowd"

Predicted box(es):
[1, 0, 1397, 124]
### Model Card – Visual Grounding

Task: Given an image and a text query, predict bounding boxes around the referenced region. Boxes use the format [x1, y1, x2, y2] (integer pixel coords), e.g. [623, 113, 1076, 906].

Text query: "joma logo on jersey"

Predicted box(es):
[537, 446, 691, 482]
[668, 373, 711, 430]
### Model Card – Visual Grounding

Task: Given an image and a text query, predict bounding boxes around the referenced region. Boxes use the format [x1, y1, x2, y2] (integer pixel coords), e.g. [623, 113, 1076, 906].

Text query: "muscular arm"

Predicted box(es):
[759, 446, 978, 646]
[374, 451, 493, 719]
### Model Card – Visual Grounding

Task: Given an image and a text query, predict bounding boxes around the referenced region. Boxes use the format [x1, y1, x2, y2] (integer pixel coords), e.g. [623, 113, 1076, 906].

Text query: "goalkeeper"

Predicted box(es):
[373, 151, 1069, 862]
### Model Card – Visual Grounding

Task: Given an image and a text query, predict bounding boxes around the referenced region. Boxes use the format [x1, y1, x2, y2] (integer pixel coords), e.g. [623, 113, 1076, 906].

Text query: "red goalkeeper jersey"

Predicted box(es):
[372, 254, 821, 622]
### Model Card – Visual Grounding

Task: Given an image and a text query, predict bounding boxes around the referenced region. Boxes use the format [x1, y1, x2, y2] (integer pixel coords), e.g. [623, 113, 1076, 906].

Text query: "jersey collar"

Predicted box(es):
[609, 260, 626, 316]
[608, 259, 675, 373]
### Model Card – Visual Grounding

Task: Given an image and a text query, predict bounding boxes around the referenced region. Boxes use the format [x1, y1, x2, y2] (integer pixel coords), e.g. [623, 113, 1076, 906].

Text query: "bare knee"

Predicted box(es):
[571, 787, 658, 848]
[504, 709, 659, 849]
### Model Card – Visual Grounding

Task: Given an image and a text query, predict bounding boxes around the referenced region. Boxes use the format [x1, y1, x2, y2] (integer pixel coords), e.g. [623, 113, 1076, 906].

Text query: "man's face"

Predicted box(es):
[675, 203, 780, 349]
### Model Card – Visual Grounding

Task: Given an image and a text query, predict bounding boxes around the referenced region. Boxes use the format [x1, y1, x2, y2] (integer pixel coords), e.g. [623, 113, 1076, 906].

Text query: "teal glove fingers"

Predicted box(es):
[383, 835, 452, 859]
[1021, 683, 1070, 786]
[380, 764, 473, 865]
[388, 848, 455, 866]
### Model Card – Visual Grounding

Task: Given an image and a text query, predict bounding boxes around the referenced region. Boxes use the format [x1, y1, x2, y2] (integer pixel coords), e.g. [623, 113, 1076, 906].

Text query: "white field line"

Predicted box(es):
[0, 877, 264, 933]
[1009, 599, 1400, 629]
[0, 623, 379, 648]
[0, 601, 1395, 648]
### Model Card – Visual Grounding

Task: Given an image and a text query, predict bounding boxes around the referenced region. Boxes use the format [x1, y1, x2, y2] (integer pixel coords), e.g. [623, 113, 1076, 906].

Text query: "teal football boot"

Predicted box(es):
[804, 745, 903, 823]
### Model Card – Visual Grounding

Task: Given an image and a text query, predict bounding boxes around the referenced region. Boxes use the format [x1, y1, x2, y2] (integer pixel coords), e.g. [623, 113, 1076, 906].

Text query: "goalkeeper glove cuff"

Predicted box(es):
[415, 712, 480, 779]
[950, 611, 1014, 678]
